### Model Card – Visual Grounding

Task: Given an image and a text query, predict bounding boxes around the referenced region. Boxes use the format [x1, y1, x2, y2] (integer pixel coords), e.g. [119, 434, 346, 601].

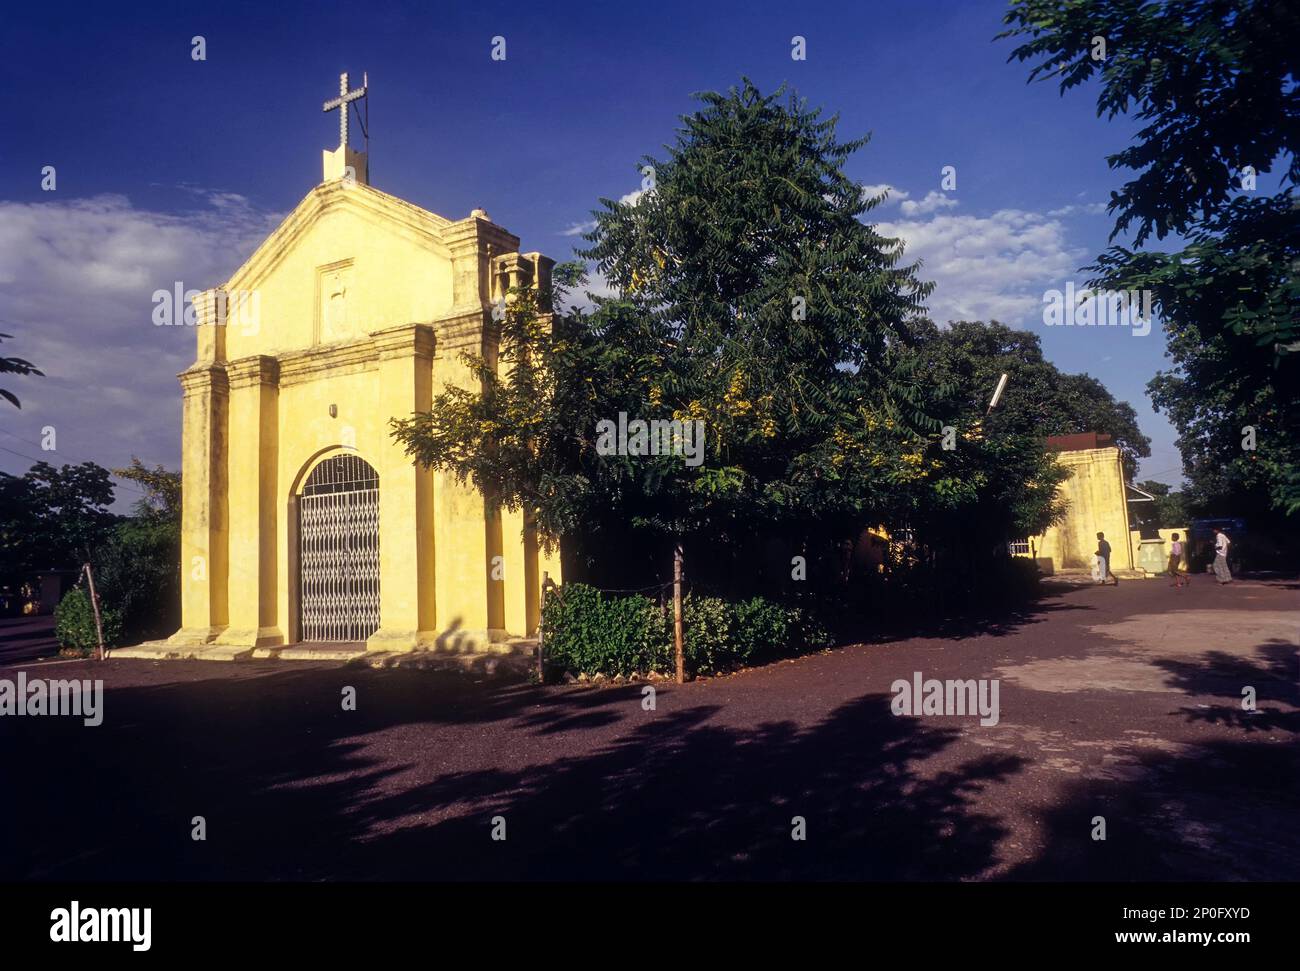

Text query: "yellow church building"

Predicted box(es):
[166, 77, 559, 656]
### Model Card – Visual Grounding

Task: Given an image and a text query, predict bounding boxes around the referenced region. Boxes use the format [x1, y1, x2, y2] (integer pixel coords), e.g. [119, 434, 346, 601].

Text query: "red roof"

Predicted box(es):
[1046, 432, 1114, 451]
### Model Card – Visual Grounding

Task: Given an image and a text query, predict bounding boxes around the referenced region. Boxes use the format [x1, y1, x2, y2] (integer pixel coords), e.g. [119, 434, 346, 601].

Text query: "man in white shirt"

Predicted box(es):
[1212, 527, 1233, 584]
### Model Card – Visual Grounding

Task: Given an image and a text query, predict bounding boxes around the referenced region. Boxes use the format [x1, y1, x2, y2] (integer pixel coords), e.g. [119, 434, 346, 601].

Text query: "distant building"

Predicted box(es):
[1018, 433, 1143, 575]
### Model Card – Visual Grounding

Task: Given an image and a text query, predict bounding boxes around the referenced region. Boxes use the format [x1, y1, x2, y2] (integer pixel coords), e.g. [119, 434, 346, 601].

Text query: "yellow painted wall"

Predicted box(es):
[1028, 446, 1134, 574]
[222, 184, 456, 358]
[1130, 527, 1191, 574]
[170, 176, 559, 652]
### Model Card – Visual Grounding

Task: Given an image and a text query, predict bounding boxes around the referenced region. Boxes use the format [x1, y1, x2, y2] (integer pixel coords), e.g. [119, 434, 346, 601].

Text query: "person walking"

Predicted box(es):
[1095, 532, 1117, 586]
[1168, 532, 1187, 587]
[1212, 527, 1234, 584]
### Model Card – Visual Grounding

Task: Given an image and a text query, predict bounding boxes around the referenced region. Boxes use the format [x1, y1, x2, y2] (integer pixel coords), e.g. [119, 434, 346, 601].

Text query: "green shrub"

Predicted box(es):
[48, 518, 180, 652]
[731, 596, 791, 659]
[660, 594, 739, 676]
[797, 609, 835, 652]
[94, 517, 180, 643]
[54, 586, 123, 653]
[542, 584, 831, 678]
[541, 584, 663, 676]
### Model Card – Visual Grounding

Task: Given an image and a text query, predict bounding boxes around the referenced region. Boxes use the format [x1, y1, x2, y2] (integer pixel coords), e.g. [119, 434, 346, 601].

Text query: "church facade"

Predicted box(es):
[168, 131, 560, 654]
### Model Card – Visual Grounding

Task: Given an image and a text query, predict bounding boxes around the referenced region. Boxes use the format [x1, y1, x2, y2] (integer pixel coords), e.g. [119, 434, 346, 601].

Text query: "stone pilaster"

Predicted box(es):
[423, 215, 522, 651]
[523, 253, 556, 310]
[169, 364, 229, 645]
[366, 323, 439, 652]
[193, 287, 227, 365]
[215, 355, 282, 648]
[498, 506, 529, 638]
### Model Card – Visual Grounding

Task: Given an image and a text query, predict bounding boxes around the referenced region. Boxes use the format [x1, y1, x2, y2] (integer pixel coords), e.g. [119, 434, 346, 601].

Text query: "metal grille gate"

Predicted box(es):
[298, 454, 381, 642]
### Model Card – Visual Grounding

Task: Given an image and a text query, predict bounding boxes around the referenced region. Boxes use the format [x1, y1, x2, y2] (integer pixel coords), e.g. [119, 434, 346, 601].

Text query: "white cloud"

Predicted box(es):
[556, 187, 1087, 330]
[1046, 201, 1108, 217]
[860, 184, 910, 207]
[556, 183, 645, 237]
[0, 191, 283, 502]
[875, 206, 1086, 326]
[899, 190, 960, 217]
[559, 219, 597, 237]
[557, 266, 619, 315]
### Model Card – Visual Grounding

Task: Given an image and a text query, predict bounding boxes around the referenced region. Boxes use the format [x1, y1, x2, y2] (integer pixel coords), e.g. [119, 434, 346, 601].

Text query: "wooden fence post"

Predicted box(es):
[673, 543, 685, 684]
[83, 562, 106, 661]
[537, 571, 549, 684]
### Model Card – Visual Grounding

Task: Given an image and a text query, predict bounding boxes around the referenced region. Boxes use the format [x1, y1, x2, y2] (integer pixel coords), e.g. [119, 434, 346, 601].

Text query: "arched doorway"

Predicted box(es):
[297, 453, 380, 642]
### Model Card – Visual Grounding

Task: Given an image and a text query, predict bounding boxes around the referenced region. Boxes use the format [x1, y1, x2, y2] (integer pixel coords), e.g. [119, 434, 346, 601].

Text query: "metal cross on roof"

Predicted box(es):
[322, 72, 367, 150]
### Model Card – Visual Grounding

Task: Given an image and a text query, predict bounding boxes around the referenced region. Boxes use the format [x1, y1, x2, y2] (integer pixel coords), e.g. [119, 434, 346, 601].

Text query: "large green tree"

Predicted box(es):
[392, 81, 1149, 593]
[103, 458, 182, 639]
[113, 457, 182, 522]
[1000, 0, 1300, 515]
[918, 320, 1151, 479]
[894, 319, 1152, 549]
[0, 461, 117, 594]
[887, 321, 1072, 556]
[394, 81, 939, 583]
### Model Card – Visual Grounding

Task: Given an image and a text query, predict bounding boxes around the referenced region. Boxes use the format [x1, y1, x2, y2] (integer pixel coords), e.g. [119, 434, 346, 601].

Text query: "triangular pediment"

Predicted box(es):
[216, 181, 465, 357]
[225, 181, 454, 295]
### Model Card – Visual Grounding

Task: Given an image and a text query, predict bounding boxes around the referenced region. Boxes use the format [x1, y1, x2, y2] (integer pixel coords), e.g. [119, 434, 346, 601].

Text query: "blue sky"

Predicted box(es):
[0, 0, 1191, 508]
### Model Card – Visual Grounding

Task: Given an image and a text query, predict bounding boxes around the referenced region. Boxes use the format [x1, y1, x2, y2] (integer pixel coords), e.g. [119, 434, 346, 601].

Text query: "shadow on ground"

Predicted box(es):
[0, 615, 59, 665]
[4, 585, 1294, 881]
[2, 664, 1023, 881]
[1010, 638, 1300, 880]
[843, 582, 1099, 645]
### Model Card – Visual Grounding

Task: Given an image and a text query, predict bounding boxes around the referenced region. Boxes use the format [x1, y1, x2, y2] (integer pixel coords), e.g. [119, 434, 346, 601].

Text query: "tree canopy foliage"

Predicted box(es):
[1001, 0, 1300, 516]
[3, 458, 181, 641]
[394, 82, 943, 572]
[0, 331, 42, 409]
[113, 457, 182, 522]
[392, 80, 1148, 591]
[919, 320, 1150, 479]
[1129, 479, 1190, 532]
[0, 462, 116, 583]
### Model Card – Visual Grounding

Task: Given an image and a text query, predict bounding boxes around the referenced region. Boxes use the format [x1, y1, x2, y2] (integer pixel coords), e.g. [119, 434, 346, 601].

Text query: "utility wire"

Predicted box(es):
[0, 436, 151, 499]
